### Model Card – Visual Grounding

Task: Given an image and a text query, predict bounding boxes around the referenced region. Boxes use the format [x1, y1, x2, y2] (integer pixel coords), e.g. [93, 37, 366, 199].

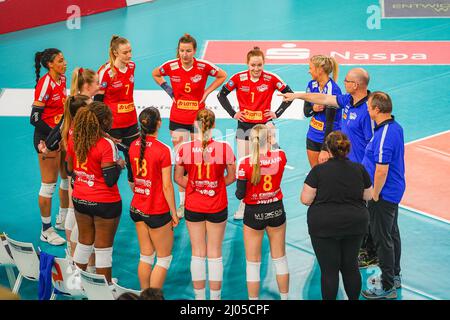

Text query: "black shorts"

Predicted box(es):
[109, 124, 139, 150]
[236, 121, 271, 141]
[185, 207, 228, 223]
[244, 201, 286, 230]
[130, 207, 172, 229]
[169, 120, 194, 133]
[306, 137, 323, 152]
[33, 129, 48, 153]
[72, 198, 122, 219]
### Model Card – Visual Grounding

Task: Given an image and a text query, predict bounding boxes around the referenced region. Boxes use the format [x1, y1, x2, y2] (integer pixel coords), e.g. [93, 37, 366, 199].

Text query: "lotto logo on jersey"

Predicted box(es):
[310, 117, 324, 131]
[177, 100, 199, 110]
[117, 103, 135, 113]
[256, 84, 268, 92]
[243, 109, 263, 121]
[191, 74, 202, 83]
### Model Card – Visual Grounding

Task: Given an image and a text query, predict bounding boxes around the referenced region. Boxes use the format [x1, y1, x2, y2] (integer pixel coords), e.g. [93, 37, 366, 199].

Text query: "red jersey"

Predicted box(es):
[66, 137, 121, 203]
[225, 70, 286, 123]
[34, 73, 67, 127]
[98, 62, 137, 129]
[237, 149, 287, 205]
[129, 136, 173, 215]
[159, 58, 220, 125]
[176, 139, 235, 213]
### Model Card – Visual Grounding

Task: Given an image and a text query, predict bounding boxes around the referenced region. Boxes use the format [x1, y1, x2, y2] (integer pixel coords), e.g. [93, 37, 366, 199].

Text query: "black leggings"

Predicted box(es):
[311, 235, 364, 300]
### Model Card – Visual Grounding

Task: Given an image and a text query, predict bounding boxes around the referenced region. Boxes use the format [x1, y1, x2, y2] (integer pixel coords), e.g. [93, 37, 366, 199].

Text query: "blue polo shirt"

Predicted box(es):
[362, 117, 406, 204]
[336, 92, 375, 163]
[306, 79, 342, 143]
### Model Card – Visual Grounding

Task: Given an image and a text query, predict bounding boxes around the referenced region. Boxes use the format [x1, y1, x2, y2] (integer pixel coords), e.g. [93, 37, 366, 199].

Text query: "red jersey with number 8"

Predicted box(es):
[159, 58, 220, 125]
[176, 139, 235, 213]
[98, 62, 137, 129]
[129, 136, 173, 215]
[225, 70, 286, 123]
[66, 137, 121, 203]
[34, 73, 66, 127]
[237, 149, 287, 205]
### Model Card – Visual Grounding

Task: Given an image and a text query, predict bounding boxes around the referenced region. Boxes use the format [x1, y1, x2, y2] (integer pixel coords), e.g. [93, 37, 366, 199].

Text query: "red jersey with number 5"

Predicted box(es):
[159, 58, 220, 125]
[225, 70, 286, 123]
[129, 136, 173, 215]
[34, 73, 67, 127]
[176, 139, 235, 213]
[237, 149, 286, 205]
[66, 137, 121, 203]
[98, 62, 137, 129]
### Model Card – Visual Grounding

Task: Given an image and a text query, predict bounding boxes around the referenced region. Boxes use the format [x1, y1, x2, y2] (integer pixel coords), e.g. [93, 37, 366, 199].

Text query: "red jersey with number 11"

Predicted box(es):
[237, 149, 287, 205]
[176, 139, 235, 213]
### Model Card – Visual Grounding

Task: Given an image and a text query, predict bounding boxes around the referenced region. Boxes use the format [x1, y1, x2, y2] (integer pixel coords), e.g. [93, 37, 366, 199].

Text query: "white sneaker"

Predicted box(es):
[176, 205, 185, 219]
[234, 201, 245, 220]
[55, 213, 66, 231]
[41, 227, 66, 246]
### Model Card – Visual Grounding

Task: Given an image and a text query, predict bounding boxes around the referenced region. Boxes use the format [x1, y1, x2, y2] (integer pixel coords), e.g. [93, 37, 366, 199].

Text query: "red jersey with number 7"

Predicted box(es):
[158, 58, 220, 125]
[66, 137, 121, 203]
[98, 62, 137, 129]
[129, 135, 173, 215]
[237, 149, 287, 205]
[225, 70, 286, 123]
[176, 139, 235, 213]
[34, 73, 67, 127]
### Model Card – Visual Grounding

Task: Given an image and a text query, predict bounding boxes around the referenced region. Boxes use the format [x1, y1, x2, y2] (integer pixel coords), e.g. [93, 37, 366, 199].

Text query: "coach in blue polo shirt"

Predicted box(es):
[361, 91, 405, 300]
[280, 67, 375, 163]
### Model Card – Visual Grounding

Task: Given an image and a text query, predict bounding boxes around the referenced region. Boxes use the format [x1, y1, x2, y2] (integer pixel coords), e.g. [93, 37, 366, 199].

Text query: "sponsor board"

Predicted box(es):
[381, 0, 450, 18]
[202, 40, 450, 65]
[0, 89, 305, 120]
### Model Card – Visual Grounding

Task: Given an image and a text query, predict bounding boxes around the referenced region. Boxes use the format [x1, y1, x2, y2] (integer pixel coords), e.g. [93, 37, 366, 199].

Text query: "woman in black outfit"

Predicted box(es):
[301, 131, 373, 300]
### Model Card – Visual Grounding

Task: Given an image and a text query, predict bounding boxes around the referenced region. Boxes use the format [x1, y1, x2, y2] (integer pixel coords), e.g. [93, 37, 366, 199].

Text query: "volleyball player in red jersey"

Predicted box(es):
[66, 102, 125, 282]
[128, 107, 179, 290]
[152, 34, 227, 218]
[236, 124, 290, 300]
[30, 48, 68, 246]
[174, 109, 236, 300]
[96, 35, 138, 188]
[218, 47, 294, 219]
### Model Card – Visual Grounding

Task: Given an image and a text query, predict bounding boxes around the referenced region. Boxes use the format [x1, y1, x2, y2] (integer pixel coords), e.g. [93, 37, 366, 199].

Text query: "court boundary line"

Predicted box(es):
[405, 129, 450, 145]
[399, 204, 450, 225]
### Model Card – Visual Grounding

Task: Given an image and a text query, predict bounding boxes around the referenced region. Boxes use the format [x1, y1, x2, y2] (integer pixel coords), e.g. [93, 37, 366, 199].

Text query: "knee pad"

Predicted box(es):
[140, 252, 155, 266]
[246, 260, 261, 282]
[65, 208, 76, 231]
[94, 247, 113, 268]
[59, 178, 69, 191]
[156, 255, 173, 270]
[39, 182, 56, 198]
[207, 257, 223, 282]
[73, 242, 93, 265]
[191, 256, 206, 281]
[272, 255, 289, 275]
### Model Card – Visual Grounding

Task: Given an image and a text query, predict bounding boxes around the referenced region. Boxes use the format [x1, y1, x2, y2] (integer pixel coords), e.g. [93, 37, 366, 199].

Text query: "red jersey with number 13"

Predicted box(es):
[98, 62, 137, 129]
[159, 58, 220, 125]
[237, 149, 287, 205]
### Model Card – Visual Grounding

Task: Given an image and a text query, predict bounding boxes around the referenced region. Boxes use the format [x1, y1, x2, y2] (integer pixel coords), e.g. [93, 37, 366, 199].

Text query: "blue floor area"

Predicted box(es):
[1, 0, 449, 300]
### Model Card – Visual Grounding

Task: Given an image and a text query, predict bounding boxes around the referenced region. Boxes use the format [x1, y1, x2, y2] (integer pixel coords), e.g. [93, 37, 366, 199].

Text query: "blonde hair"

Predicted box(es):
[246, 46, 265, 64]
[196, 109, 215, 160]
[109, 35, 129, 78]
[70, 67, 97, 96]
[177, 33, 197, 58]
[310, 55, 339, 82]
[249, 124, 269, 186]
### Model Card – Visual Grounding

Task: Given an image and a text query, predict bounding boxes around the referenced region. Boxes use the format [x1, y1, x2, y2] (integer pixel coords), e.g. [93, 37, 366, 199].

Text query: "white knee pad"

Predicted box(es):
[60, 178, 69, 191]
[191, 256, 206, 281]
[272, 255, 289, 275]
[65, 208, 76, 231]
[140, 252, 155, 266]
[95, 247, 113, 268]
[246, 260, 261, 282]
[156, 255, 173, 270]
[207, 257, 223, 282]
[39, 182, 56, 198]
[73, 242, 93, 265]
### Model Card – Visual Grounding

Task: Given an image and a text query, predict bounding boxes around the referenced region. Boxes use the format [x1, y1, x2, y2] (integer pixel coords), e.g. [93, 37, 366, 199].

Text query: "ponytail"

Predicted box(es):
[329, 57, 339, 82]
[249, 124, 269, 186]
[196, 109, 215, 161]
[34, 51, 43, 86]
[137, 107, 161, 176]
[310, 55, 339, 82]
[138, 129, 146, 177]
[70, 67, 97, 96]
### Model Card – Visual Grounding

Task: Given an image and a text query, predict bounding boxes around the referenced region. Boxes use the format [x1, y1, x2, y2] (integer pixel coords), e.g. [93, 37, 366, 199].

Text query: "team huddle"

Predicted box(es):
[30, 33, 405, 300]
